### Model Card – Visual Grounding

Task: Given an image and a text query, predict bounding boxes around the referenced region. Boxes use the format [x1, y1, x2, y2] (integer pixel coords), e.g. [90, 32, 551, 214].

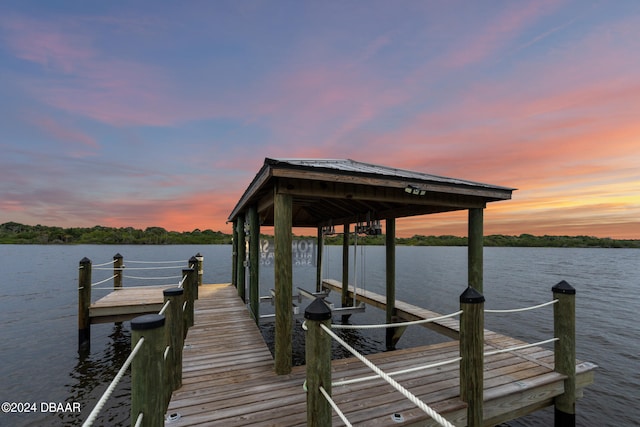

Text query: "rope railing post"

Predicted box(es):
[460, 286, 484, 427]
[189, 256, 200, 300]
[182, 268, 195, 337]
[113, 253, 123, 289]
[304, 298, 333, 427]
[131, 314, 166, 427]
[78, 257, 92, 350]
[552, 280, 576, 427]
[163, 287, 184, 406]
[195, 252, 204, 290]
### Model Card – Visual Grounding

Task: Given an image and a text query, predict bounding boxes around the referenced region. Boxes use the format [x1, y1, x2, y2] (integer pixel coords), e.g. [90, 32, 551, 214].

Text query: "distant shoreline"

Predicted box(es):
[1, 222, 638, 248]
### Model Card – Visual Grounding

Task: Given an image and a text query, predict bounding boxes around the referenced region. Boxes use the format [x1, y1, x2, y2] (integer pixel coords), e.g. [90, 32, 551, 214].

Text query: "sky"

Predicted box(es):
[1, 1, 639, 239]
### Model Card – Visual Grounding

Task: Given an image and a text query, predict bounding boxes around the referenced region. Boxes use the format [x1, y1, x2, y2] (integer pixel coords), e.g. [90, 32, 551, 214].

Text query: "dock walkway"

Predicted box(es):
[166, 283, 595, 426]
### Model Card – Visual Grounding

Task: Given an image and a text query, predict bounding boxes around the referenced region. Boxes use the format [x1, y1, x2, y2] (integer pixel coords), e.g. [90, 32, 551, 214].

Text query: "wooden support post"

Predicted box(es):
[468, 208, 483, 293]
[274, 189, 293, 375]
[78, 257, 92, 350]
[460, 286, 484, 427]
[316, 226, 323, 293]
[553, 280, 577, 427]
[305, 298, 333, 427]
[195, 252, 204, 294]
[385, 218, 397, 350]
[236, 214, 246, 302]
[113, 253, 123, 289]
[232, 219, 238, 288]
[163, 287, 184, 404]
[248, 205, 260, 324]
[341, 222, 351, 322]
[131, 314, 166, 427]
[182, 268, 195, 338]
[189, 256, 199, 300]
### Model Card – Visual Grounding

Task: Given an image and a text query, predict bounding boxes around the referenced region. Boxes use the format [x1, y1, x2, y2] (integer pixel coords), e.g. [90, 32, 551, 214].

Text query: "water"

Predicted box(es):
[0, 245, 638, 426]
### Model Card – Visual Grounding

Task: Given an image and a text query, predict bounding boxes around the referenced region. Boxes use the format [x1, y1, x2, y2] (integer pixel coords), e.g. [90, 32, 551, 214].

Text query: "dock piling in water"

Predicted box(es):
[163, 287, 184, 403]
[553, 280, 577, 427]
[460, 286, 485, 427]
[305, 298, 333, 427]
[131, 314, 166, 427]
[78, 257, 92, 350]
[113, 253, 123, 289]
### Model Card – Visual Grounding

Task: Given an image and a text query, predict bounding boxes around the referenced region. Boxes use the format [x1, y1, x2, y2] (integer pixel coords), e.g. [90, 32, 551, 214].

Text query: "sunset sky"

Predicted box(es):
[1, 1, 639, 239]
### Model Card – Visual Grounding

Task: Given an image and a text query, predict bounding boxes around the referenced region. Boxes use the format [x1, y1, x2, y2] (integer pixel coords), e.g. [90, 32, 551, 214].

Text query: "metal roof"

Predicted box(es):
[228, 158, 515, 227]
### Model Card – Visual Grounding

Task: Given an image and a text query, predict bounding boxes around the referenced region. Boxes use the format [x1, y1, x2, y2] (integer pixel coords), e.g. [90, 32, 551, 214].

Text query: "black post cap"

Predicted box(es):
[304, 298, 332, 321]
[80, 257, 91, 264]
[552, 280, 576, 295]
[131, 314, 165, 330]
[189, 256, 198, 263]
[113, 253, 123, 259]
[163, 287, 184, 297]
[460, 286, 485, 304]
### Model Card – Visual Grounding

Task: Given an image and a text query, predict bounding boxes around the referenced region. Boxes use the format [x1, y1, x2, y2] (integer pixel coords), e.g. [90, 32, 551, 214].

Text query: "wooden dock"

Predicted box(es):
[165, 283, 596, 426]
[89, 285, 174, 324]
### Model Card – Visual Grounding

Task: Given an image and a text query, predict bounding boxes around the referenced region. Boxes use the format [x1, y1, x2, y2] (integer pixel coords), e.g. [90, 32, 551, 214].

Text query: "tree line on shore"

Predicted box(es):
[1, 221, 638, 248]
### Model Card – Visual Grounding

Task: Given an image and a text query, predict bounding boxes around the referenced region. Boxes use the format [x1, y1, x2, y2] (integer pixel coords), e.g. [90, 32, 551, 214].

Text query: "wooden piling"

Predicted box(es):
[553, 280, 577, 427]
[305, 298, 333, 427]
[316, 226, 323, 293]
[468, 208, 483, 293]
[78, 257, 92, 349]
[248, 205, 260, 324]
[163, 287, 184, 403]
[189, 256, 199, 300]
[236, 214, 246, 302]
[385, 218, 397, 350]
[113, 253, 123, 289]
[131, 314, 166, 427]
[274, 189, 293, 375]
[195, 252, 204, 288]
[232, 219, 238, 288]
[460, 286, 484, 427]
[341, 222, 351, 322]
[182, 268, 195, 337]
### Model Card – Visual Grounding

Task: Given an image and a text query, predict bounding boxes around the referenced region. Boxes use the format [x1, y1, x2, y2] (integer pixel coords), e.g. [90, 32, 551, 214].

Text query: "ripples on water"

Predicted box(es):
[0, 245, 638, 426]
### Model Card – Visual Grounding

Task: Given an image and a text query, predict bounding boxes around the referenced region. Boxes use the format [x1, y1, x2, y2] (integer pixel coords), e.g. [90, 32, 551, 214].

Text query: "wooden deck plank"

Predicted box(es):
[164, 283, 596, 427]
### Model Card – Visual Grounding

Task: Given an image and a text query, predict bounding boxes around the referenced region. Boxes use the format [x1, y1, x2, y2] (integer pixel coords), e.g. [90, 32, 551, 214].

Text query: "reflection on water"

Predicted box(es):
[59, 325, 132, 426]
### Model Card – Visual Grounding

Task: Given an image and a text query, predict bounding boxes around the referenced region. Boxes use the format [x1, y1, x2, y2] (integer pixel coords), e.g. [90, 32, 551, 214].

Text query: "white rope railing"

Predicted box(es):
[178, 273, 189, 288]
[126, 259, 188, 264]
[93, 259, 117, 267]
[133, 413, 143, 427]
[92, 284, 176, 290]
[158, 299, 171, 316]
[94, 266, 184, 270]
[319, 385, 352, 427]
[82, 337, 145, 427]
[318, 323, 455, 427]
[123, 274, 183, 280]
[485, 299, 557, 314]
[331, 310, 462, 330]
[89, 275, 117, 287]
[333, 356, 462, 387]
[484, 337, 559, 357]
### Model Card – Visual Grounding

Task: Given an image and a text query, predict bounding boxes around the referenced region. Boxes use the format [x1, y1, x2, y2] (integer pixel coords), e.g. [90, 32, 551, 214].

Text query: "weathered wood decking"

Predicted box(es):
[165, 283, 595, 426]
[89, 285, 174, 324]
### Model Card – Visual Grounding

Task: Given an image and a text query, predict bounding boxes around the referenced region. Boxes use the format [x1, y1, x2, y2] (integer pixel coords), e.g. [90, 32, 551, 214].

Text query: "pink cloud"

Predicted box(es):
[28, 115, 99, 157]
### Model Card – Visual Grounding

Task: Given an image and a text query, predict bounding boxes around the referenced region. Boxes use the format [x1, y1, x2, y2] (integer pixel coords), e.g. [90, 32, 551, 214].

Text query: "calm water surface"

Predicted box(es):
[0, 245, 637, 426]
